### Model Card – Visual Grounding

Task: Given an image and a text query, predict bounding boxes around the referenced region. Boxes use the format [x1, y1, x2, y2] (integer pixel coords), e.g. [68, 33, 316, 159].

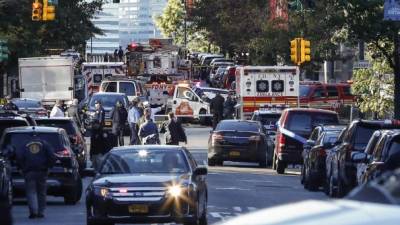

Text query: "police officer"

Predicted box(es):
[210, 92, 225, 129]
[90, 100, 105, 171]
[3, 95, 18, 111]
[110, 100, 128, 147]
[138, 108, 160, 144]
[15, 136, 56, 219]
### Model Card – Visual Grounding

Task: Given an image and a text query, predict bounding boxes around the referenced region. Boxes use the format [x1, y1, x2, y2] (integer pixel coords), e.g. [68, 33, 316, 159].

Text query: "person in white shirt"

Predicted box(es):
[50, 100, 65, 117]
[142, 101, 162, 122]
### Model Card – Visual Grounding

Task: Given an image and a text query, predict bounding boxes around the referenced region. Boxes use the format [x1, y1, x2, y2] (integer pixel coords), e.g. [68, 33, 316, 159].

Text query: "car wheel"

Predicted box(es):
[276, 159, 285, 174]
[199, 109, 207, 126]
[64, 176, 83, 205]
[184, 201, 207, 225]
[272, 153, 277, 170]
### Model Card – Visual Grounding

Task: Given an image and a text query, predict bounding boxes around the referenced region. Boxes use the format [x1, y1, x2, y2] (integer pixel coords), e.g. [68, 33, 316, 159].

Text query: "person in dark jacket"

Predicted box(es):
[138, 108, 160, 144]
[223, 93, 236, 119]
[110, 100, 128, 147]
[160, 112, 187, 145]
[90, 100, 106, 171]
[210, 92, 225, 129]
[14, 137, 56, 219]
[3, 96, 18, 111]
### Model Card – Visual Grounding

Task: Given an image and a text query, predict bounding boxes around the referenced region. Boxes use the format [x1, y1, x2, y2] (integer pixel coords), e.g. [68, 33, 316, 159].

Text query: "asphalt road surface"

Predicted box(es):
[12, 126, 327, 225]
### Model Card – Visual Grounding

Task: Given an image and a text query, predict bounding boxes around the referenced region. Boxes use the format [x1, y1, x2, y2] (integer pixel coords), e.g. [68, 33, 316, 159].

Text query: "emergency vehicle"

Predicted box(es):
[235, 66, 300, 120]
[81, 62, 125, 97]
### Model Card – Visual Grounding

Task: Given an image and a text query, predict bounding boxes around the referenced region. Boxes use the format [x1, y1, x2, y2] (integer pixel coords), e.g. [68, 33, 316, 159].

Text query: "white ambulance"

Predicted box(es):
[235, 66, 300, 120]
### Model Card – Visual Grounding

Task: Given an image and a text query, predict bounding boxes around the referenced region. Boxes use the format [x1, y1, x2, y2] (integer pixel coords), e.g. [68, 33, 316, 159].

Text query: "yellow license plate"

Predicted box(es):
[105, 121, 112, 126]
[229, 151, 240, 157]
[128, 204, 149, 214]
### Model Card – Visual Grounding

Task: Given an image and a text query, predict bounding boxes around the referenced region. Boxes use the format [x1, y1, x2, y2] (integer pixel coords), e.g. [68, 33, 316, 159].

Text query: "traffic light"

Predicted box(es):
[0, 40, 9, 62]
[32, 1, 42, 21]
[301, 39, 311, 63]
[290, 38, 301, 65]
[43, 0, 56, 21]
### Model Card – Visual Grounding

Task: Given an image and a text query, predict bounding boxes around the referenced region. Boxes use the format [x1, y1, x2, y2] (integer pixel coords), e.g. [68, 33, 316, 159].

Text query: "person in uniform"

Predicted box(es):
[210, 92, 225, 129]
[90, 100, 105, 171]
[3, 95, 19, 111]
[160, 112, 187, 145]
[128, 97, 141, 145]
[110, 100, 128, 147]
[15, 137, 56, 219]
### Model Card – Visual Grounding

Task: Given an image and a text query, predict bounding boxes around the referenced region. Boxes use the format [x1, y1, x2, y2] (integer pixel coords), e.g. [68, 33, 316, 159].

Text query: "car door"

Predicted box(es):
[186, 149, 207, 212]
[173, 86, 195, 117]
[364, 136, 386, 183]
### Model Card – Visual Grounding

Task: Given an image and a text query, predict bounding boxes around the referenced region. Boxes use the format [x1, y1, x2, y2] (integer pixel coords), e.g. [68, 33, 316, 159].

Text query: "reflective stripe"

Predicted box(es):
[278, 125, 307, 144]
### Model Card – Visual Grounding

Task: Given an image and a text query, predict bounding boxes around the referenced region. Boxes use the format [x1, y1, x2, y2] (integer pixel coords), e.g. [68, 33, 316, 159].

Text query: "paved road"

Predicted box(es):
[12, 127, 326, 225]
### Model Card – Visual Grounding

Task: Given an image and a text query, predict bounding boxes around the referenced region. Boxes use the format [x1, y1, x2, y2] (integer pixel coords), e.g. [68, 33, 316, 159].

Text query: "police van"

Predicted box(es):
[235, 66, 300, 120]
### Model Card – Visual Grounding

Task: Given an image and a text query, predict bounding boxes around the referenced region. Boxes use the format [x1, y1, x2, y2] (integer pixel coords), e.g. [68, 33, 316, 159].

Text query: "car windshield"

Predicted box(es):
[287, 112, 338, 133]
[2, 132, 63, 153]
[300, 85, 311, 97]
[100, 150, 189, 174]
[35, 120, 76, 135]
[12, 99, 41, 108]
[0, 120, 29, 138]
[89, 95, 127, 109]
[216, 121, 260, 132]
[353, 126, 378, 151]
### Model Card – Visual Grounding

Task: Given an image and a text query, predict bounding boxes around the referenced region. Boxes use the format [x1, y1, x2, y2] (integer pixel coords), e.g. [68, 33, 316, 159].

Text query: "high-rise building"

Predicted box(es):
[86, 0, 167, 57]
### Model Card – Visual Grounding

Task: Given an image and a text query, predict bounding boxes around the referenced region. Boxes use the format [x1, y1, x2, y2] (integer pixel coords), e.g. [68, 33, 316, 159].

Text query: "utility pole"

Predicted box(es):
[394, 27, 400, 119]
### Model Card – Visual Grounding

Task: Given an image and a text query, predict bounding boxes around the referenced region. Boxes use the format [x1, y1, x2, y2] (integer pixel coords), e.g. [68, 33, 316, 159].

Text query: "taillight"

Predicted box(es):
[278, 134, 286, 147]
[55, 149, 72, 158]
[212, 133, 223, 144]
[318, 149, 326, 157]
[249, 135, 261, 141]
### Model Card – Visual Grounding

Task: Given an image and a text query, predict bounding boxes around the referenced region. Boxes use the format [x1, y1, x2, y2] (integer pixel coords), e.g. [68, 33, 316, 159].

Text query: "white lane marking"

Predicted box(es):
[215, 187, 251, 191]
[233, 207, 242, 212]
[248, 207, 257, 212]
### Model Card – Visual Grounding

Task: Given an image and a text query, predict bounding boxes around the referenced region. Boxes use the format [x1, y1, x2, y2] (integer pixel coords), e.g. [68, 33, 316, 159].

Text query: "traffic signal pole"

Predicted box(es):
[394, 27, 400, 119]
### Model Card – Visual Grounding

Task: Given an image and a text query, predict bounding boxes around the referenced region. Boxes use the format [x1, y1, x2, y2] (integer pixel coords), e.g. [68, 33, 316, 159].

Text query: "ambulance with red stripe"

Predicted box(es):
[81, 62, 125, 97]
[235, 66, 300, 120]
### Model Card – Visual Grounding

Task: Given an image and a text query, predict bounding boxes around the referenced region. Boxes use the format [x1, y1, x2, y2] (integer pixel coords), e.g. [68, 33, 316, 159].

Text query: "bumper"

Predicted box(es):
[208, 144, 264, 162]
[277, 151, 302, 164]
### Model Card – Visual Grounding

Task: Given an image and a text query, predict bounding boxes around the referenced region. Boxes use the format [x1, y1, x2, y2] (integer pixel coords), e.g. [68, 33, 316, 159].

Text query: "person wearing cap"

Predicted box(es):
[90, 100, 105, 171]
[128, 97, 141, 145]
[50, 100, 65, 117]
[3, 95, 19, 111]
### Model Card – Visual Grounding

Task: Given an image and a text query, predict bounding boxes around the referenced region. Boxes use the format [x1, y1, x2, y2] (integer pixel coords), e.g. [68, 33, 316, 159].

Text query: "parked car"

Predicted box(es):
[0, 111, 36, 138]
[11, 98, 47, 116]
[208, 120, 274, 167]
[352, 129, 400, 184]
[2, 126, 82, 204]
[85, 145, 208, 225]
[273, 108, 340, 174]
[302, 125, 345, 191]
[34, 117, 87, 174]
[327, 120, 400, 197]
[347, 168, 400, 205]
[0, 152, 12, 223]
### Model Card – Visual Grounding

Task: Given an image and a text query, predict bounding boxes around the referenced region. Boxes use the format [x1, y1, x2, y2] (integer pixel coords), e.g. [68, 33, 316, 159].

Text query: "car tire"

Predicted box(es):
[272, 153, 277, 170]
[64, 176, 83, 205]
[276, 159, 285, 174]
[184, 201, 207, 225]
[208, 157, 222, 167]
[199, 109, 207, 126]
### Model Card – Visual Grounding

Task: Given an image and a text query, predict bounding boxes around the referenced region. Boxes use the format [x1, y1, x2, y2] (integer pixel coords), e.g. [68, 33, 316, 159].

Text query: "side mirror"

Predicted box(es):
[193, 166, 208, 176]
[351, 152, 368, 163]
[81, 168, 96, 177]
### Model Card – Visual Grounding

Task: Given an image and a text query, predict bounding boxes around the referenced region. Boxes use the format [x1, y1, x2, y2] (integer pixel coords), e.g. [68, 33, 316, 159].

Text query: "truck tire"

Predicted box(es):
[276, 159, 286, 174]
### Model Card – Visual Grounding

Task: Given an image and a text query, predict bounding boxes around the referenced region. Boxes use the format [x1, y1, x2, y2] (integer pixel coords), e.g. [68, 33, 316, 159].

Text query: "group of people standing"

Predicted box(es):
[210, 92, 236, 129]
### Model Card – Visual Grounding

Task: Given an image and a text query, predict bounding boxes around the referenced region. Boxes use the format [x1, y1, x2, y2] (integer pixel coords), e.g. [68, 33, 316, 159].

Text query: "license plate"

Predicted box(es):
[128, 204, 149, 214]
[229, 151, 240, 157]
[105, 121, 112, 126]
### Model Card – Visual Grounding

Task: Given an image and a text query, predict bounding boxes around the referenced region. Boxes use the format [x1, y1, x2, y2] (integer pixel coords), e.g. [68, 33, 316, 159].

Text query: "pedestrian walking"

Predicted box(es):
[128, 97, 141, 145]
[3, 95, 19, 111]
[118, 46, 124, 62]
[14, 138, 56, 219]
[210, 92, 225, 129]
[90, 100, 106, 171]
[223, 93, 236, 119]
[103, 52, 109, 62]
[110, 100, 128, 147]
[138, 108, 160, 145]
[67, 99, 82, 128]
[50, 100, 65, 117]
[160, 112, 187, 145]
[113, 49, 118, 62]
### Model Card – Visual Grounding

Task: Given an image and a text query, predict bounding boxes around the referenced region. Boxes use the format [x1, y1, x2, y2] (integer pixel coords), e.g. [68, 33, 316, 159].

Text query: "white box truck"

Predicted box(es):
[19, 56, 75, 107]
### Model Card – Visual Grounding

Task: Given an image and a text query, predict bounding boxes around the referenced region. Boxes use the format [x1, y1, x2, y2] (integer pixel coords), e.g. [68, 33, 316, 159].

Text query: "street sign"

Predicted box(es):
[353, 60, 371, 69]
[384, 0, 400, 21]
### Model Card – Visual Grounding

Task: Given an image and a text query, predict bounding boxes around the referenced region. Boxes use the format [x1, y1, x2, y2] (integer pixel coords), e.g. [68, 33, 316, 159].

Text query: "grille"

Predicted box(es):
[109, 187, 167, 202]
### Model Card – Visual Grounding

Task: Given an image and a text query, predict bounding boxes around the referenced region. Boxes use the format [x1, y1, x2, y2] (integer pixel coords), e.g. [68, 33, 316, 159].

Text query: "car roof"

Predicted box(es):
[4, 126, 63, 134]
[253, 110, 282, 115]
[34, 117, 73, 121]
[220, 120, 260, 124]
[351, 120, 400, 128]
[11, 98, 40, 102]
[284, 108, 338, 115]
[110, 145, 185, 153]
[194, 87, 229, 92]
[92, 92, 126, 97]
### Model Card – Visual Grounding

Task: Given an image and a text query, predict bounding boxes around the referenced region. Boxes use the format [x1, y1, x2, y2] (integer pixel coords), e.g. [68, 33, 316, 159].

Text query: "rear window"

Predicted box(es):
[300, 85, 311, 97]
[35, 120, 76, 135]
[2, 133, 63, 153]
[0, 120, 29, 137]
[119, 82, 136, 96]
[216, 121, 260, 132]
[254, 114, 281, 126]
[287, 112, 339, 133]
[353, 126, 378, 151]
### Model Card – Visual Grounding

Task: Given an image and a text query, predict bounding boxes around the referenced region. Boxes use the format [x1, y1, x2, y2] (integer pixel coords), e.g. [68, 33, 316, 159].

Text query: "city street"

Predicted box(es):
[11, 127, 326, 225]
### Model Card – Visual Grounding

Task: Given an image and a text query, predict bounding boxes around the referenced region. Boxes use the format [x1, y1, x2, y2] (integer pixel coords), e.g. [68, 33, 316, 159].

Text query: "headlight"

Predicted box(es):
[94, 187, 111, 198]
[168, 185, 182, 198]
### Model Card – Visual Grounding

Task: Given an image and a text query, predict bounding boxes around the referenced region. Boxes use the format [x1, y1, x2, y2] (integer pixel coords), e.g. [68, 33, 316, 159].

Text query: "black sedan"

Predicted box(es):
[85, 145, 208, 225]
[208, 120, 274, 167]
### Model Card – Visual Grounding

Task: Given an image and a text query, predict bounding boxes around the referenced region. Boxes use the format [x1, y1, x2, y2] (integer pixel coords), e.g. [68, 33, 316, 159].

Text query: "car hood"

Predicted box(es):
[92, 173, 191, 187]
[218, 200, 400, 225]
